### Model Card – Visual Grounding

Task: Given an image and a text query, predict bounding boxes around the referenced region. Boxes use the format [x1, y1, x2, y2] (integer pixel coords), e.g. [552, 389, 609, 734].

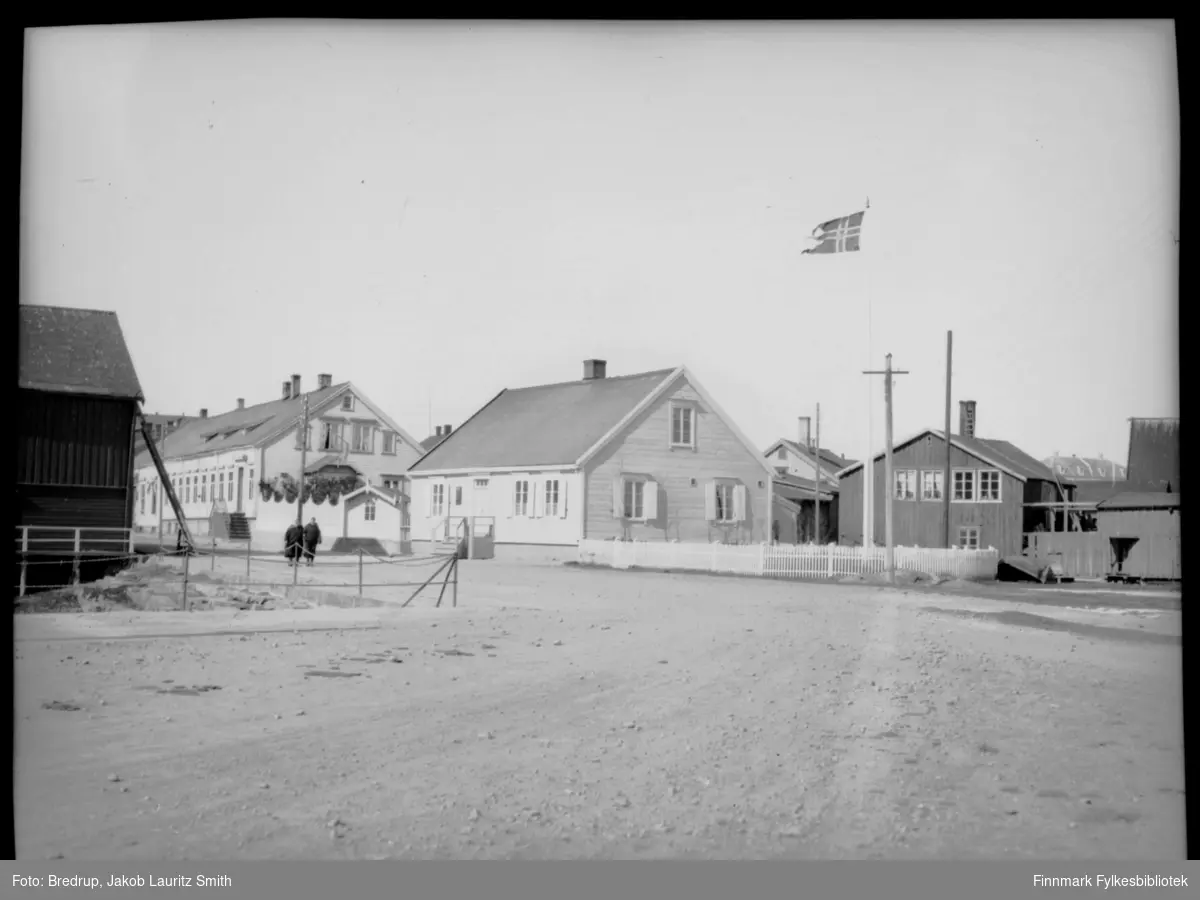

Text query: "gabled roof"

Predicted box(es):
[410, 366, 776, 481]
[774, 473, 836, 503]
[836, 429, 1064, 484]
[1096, 491, 1180, 511]
[410, 369, 676, 471]
[1072, 480, 1128, 505]
[343, 483, 405, 506]
[1042, 455, 1127, 481]
[765, 438, 855, 473]
[1125, 418, 1179, 493]
[19, 305, 144, 400]
[132, 382, 421, 468]
[304, 455, 360, 475]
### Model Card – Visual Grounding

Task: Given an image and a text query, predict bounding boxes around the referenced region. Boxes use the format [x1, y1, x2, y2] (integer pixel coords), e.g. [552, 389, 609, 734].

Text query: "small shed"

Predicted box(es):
[1094, 491, 1181, 581]
[340, 484, 411, 556]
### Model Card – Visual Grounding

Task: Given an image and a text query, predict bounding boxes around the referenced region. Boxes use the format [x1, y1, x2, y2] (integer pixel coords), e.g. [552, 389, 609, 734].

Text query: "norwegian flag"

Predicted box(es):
[802, 210, 865, 255]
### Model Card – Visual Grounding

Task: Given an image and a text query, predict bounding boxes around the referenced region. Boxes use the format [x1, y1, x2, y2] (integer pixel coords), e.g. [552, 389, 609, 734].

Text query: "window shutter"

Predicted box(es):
[644, 481, 659, 521]
[531, 480, 542, 518]
[733, 484, 747, 522]
[560, 480, 569, 518]
[612, 477, 624, 519]
[704, 483, 717, 521]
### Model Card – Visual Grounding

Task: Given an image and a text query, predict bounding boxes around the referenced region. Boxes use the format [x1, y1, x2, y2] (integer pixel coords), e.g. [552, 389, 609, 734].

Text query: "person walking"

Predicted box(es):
[284, 521, 303, 566]
[303, 517, 322, 566]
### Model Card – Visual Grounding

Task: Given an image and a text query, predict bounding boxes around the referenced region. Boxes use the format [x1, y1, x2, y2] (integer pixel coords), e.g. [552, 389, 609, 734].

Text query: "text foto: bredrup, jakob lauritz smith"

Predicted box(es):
[12, 874, 233, 889]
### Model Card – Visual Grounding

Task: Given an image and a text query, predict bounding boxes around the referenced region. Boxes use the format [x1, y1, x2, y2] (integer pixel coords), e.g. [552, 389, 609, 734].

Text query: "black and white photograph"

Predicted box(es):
[15, 19, 1182, 864]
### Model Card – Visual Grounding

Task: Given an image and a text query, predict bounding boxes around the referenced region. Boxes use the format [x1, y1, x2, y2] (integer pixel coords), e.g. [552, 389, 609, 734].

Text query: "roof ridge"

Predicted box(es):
[21, 304, 118, 316]
[504, 368, 677, 393]
[181, 382, 352, 427]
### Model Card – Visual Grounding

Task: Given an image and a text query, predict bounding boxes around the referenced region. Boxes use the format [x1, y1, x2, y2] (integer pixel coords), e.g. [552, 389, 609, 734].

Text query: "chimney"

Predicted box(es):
[237, 398, 245, 410]
[434, 426, 442, 437]
[443, 424, 452, 435]
[798, 416, 812, 448]
[200, 408, 208, 419]
[583, 359, 607, 380]
[291, 374, 301, 398]
[282, 381, 292, 400]
[318, 373, 332, 390]
[958, 400, 977, 437]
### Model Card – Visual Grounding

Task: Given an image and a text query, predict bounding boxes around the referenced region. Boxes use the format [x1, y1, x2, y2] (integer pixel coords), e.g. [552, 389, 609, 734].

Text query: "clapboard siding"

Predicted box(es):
[583, 376, 769, 543]
[837, 432, 1029, 556]
[18, 390, 136, 488]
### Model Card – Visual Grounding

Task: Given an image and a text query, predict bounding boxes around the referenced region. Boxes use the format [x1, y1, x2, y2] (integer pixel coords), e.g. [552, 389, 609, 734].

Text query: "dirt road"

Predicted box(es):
[14, 559, 1185, 859]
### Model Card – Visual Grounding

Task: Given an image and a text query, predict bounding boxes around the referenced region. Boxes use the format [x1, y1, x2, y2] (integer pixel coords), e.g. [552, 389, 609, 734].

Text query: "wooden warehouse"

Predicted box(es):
[17, 306, 145, 565]
[1094, 491, 1181, 581]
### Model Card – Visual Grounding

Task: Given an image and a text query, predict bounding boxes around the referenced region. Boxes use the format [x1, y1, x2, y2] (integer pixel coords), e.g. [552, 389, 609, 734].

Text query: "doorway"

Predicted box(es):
[236, 467, 245, 513]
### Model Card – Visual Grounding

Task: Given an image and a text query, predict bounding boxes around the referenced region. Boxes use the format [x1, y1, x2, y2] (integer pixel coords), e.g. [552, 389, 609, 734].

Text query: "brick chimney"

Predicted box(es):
[798, 416, 812, 448]
[200, 408, 208, 419]
[959, 400, 977, 437]
[434, 426, 442, 437]
[237, 398, 245, 410]
[282, 381, 292, 400]
[443, 424, 452, 435]
[318, 373, 333, 390]
[291, 374, 301, 398]
[583, 359, 607, 380]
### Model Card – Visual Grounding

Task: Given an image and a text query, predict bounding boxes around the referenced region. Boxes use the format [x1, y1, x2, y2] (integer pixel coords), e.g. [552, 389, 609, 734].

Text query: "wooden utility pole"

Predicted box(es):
[943, 331, 953, 548]
[157, 427, 166, 550]
[863, 354, 909, 582]
[813, 403, 822, 545]
[294, 392, 310, 586]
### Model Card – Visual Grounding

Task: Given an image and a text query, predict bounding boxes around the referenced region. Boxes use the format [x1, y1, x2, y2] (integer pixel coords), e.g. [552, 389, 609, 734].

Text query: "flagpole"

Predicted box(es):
[863, 196, 874, 549]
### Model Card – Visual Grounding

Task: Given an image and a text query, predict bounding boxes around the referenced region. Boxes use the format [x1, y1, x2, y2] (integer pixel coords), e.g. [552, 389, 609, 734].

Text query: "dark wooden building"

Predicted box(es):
[836, 427, 1071, 558]
[18, 306, 145, 555]
[1094, 491, 1181, 581]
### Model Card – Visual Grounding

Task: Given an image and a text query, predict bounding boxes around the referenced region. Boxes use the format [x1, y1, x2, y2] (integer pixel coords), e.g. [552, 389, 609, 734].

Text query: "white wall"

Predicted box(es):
[345, 492, 405, 543]
[254, 488, 347, 549]
[133, 446, 261, 533]
[409, 470, 583, 546]
[775, 446, 838, 485]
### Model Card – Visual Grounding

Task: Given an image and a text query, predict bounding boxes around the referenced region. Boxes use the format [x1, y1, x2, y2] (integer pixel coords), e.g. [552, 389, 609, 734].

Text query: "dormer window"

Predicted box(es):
[341, 395, 355, 412]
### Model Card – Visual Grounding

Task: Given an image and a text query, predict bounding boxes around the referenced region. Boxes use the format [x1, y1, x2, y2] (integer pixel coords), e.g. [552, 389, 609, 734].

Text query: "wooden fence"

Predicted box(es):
[577, 540, 1000, 581]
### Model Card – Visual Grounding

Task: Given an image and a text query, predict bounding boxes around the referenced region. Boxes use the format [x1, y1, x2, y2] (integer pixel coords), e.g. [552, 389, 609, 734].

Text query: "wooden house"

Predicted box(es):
[406, 359, 776, 556]
[18, 305, 144, 557]
[836, 424, 1071, 558]
[131, 373, 423, 552]
[763, 429, 852, 545]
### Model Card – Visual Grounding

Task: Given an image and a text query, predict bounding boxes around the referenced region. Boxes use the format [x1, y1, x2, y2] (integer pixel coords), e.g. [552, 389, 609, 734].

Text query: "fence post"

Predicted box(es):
[827, 545, 834, 579]
[128, 529, 135, 555]
[19, 526, 29, 597]
[72, 528, 81, 586]
[452, 555, 458, 608]
[758, 542, 766, 577]
[211, 534, 216, 571]
[358, 548, 364, 597]
[182, 550, 190, 611]
[246, 537, 252, 581]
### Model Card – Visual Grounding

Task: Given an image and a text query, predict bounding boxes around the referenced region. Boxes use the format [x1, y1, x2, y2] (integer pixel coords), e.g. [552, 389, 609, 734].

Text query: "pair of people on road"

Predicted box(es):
[284, 518, 322, 566]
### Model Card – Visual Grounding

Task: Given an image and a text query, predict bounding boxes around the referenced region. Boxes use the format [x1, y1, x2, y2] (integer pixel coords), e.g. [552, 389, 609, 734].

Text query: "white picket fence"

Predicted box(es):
[577, 539, 999, 581]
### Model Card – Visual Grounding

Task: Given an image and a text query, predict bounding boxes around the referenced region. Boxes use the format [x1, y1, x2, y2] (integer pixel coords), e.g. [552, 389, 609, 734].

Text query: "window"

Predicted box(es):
[545, 479, 560, 517]
[706, 481, 746, 523]
[382, 431, 395, 455]
[352, 423, 373, 453]
[513, 480, 530, 517]
[430, 484, 445, 517]
[958, 526, 981, 549]
[893, 469, 916, 500]
[295, 423, 311, 450]
[364, 498, 376, 521]
[249, 469, 254, 498]
[670, 404, 695, 448]
[978, 469, 1001, 502]
[151, 485, 157, 515]
[140, 485, 146, 515]
[920, 470, 943, 501]
[341, 395, 355, 411]
[320, 421, 344, 452]
[777, 447, 786, 460]
[474, 479, 489, 489]
[201, 476, 207, 504]
[953, 469, 976, 502]
[455, 486, 463, 507]
[227, 480, 234, 501]
[623, 479, 644, 519]
[714, 483, 734, 522]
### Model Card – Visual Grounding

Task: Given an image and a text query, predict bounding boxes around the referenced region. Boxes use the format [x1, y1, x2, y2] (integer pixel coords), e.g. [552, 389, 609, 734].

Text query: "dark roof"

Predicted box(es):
[19, 305, 144, 400]
[304, 455, 360, 474]
[1096, 491, 1180, 511]
[1072, 480, 1128, 505]
[774, 474, 836, 503]
[773, 438, 856, 472]
[839, 430, 1064, 483]
[410, 369, 677, 471]
[1126, 418, 1179, 493]
[420, 432, 450, 452]
[132, 383, 349, 468]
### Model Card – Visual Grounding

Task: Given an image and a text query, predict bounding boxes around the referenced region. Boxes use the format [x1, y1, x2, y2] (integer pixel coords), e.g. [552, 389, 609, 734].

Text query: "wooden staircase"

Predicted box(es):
[211, 511, 252, 541]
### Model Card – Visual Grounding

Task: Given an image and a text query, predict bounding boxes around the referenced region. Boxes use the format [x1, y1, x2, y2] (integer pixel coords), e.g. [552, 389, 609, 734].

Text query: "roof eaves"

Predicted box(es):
[409, 387, 509, 472]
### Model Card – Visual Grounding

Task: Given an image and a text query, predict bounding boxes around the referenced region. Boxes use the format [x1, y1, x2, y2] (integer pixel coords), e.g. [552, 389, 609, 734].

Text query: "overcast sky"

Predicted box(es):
[21, 20, 1178, 464]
